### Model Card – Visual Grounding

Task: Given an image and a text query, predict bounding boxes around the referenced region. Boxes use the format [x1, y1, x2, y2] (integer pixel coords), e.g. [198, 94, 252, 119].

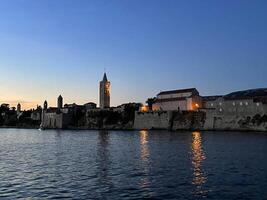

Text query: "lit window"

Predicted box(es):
[256, 102, 260, 106]
[219, 102, 222, 106]
[232, 102, 235, 106]
[211, 103, 213, 107]
[240, 102, 243, 106]
[245, 102, 248, 106]
[219, 108, 222, 112]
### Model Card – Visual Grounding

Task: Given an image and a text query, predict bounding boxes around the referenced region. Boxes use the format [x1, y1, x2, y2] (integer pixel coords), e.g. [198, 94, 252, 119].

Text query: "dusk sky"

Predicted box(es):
[0, 0, 266, 109]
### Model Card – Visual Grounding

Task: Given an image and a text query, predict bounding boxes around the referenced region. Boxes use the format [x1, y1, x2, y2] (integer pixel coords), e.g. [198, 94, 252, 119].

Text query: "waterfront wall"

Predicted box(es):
[133, 111, 171, 129]
[42, 112, 72, 129]
[133, 110, 267, 132]
[133, 111, 205, 130]
[85, 109, 134, 129]
[41, 108, 267, 131]
[204, 110, 267, 131]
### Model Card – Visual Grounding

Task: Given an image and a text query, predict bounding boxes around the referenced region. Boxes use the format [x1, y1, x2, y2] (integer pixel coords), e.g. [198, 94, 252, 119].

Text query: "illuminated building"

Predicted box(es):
[152, 88, 202, 111]
[99, 73, 111, 109]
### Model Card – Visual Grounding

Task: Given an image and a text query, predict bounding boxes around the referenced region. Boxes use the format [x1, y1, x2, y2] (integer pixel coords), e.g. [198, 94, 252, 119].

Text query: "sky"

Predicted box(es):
[0, 0, 267, 109]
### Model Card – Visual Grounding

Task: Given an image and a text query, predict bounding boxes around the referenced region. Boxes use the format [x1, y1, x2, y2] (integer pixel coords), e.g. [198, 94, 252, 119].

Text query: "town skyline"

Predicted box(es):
[1, 0, 267, 109]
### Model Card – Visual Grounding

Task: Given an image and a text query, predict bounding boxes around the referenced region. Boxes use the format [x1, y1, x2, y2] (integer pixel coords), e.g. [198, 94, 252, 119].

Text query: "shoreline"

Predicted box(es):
[0, 126, 266, 133]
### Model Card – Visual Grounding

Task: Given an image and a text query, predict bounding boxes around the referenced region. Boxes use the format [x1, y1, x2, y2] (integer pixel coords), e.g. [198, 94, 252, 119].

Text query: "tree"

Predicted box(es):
[146, 97, 156, 111]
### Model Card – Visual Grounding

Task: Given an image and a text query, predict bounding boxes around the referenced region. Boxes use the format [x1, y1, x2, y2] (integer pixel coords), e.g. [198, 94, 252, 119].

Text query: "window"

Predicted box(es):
[232, 102, 235, 106]
[240, 102, 243, 106]
[256, 102, 260, 106]
[219, 108, 222, 112]
[219, 102, 222, 106]
[245, 102, 248, 106]
[210, 103, 213, 107]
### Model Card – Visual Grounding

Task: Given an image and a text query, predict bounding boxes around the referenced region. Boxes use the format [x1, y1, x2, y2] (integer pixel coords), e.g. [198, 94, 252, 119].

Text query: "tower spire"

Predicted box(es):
[103, 72, 108, 82]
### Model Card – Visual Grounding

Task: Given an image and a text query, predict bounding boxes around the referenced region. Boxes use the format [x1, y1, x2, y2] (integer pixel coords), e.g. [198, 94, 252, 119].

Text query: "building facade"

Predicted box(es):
[152, 88, 202, 111]
[41, 95, 72, 129]
[99, 73, 110, 109]
[203, 88, 267, 117]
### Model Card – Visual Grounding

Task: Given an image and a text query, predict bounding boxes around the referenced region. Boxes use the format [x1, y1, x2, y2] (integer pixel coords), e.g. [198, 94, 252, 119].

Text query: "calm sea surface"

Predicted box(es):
[0, 129, 266, 200]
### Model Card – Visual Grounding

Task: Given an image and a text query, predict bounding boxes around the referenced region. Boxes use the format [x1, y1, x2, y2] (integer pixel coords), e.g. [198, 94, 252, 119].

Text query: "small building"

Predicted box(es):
[41, 95, 73, 129]
[31, 105, 42, 121]
[84, 102, 97, 110]
[202, 96, 223, 109]
[203, 88, 267, 116]
[152, 88, 202, 111]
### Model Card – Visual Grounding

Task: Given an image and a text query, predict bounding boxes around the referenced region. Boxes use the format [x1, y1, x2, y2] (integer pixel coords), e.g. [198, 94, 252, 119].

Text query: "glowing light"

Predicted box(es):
[191, 131, 207, 186]
[140, 105, 149, 112]
[139, 130, 151, 196]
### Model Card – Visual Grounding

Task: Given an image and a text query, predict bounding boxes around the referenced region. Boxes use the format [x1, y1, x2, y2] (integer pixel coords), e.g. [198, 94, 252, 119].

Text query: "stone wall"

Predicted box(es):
[172, 111, 206, 130]
[204, 110, 267, 131]
[85, 109, 134, 129]
[133, 111, 171, 129]
[42, 112, 72, 129]
[134, 111, 206, 130]
[41, 107, 267, 131]
[134, 110, 267, 132]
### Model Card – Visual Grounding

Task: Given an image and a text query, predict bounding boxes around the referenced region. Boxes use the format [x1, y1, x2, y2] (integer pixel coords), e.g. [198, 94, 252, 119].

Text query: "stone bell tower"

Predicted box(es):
[57, 95, 63, 109]
[99, 73, 110, 109]
[43, 100, 48, 110]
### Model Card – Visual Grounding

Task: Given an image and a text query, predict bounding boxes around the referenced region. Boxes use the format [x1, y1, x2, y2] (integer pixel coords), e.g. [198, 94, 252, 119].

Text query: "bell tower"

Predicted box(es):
[57, 95, 63, 109]
[99, 73, 110, 109]
[43, 100, 48, 110]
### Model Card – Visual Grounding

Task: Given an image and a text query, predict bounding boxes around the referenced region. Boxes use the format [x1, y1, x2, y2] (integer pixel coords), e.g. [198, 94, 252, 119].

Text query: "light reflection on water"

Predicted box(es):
[0, 129, 267, 199]
[139, 130, 152, 198]
[140, 130, 149, 162]
[191, 131, 207, 196]
[96, 130, 114, 195]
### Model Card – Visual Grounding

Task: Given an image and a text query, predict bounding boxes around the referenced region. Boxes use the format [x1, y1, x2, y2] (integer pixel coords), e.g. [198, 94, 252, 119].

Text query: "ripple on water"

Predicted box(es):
[0, 129, 267, 200]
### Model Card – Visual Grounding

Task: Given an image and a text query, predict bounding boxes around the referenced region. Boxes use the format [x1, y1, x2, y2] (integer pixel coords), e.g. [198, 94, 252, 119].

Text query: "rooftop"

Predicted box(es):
[102, 73, 108, 82]
[157, 88, 199, 96]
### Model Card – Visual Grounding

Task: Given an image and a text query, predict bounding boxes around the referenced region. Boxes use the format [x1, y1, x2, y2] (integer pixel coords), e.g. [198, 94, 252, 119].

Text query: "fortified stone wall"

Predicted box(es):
[133, 111, 171, 129]
[42, 112, 72, 129]
[134, 110, 267, 131]
[85, 109, 134, 129]
[171, 111, 206, 130]
[41, 108, 267, 131]
[204, 110, 267, 131]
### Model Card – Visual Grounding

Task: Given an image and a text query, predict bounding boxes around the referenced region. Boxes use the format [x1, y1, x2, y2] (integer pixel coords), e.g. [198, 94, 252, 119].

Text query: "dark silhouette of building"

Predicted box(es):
[58, 95, 63, 109]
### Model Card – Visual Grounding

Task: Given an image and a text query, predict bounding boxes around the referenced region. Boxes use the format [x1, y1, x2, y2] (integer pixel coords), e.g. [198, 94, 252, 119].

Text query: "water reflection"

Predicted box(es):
[139, 130, 152, 197]
[96, 130, 113, 193]
[140, 130, 149, 162]
[191, 131, 207, 194]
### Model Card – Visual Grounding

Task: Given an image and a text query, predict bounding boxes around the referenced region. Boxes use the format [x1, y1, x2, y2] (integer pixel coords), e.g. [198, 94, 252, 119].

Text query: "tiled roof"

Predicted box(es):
[157, 88, 199, 96]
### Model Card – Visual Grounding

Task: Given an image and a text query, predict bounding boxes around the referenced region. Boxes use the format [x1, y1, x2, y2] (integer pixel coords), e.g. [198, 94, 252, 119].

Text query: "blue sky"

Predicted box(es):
[0, 0, 266, 109]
